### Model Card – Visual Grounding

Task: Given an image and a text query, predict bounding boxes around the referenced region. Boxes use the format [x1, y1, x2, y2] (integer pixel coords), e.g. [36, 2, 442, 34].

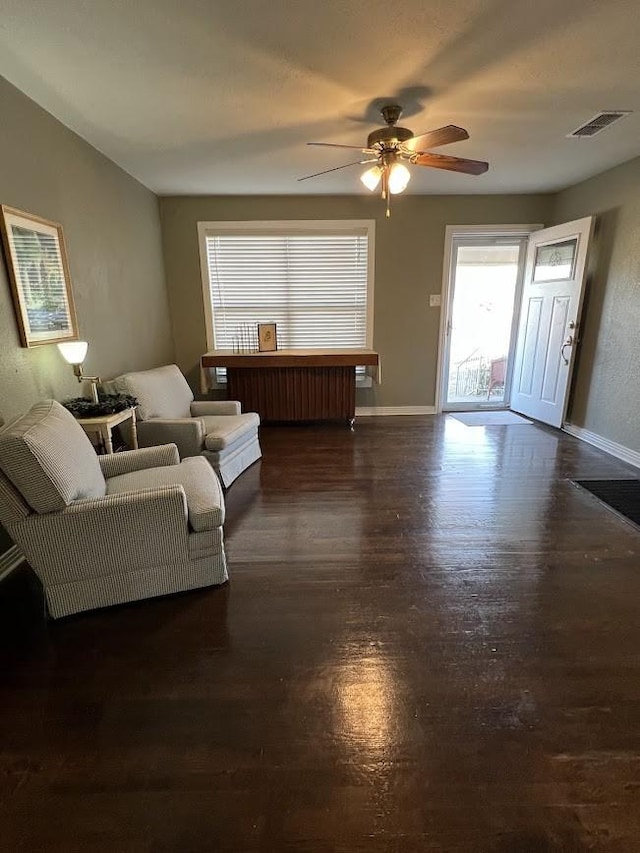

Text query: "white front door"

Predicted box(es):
[510, 217, 593, 427]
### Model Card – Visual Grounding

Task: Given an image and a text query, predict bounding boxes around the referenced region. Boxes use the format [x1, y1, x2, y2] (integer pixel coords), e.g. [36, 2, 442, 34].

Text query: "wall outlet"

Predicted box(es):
[429, 294, 441, 307]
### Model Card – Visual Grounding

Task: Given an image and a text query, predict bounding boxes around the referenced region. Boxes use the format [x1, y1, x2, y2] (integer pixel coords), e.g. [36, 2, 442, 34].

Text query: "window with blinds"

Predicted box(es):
[199, 221, 374, 354]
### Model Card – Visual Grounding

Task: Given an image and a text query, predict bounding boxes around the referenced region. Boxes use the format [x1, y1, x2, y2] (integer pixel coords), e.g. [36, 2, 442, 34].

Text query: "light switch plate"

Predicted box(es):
[429, 294, 441, 307]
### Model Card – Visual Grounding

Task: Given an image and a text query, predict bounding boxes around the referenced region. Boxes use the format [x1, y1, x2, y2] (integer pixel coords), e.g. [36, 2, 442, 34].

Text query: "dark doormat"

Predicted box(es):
[573, 479, 640, 527]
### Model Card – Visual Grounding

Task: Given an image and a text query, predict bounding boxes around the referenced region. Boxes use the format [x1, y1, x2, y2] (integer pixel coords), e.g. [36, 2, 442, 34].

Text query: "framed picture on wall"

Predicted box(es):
[258, 322, 277, 352]
[0, 205, 79, 347]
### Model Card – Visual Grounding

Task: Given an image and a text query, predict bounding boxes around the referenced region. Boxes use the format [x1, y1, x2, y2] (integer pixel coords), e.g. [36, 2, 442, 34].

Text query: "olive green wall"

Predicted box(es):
[159, 193, 553, 407]
[553, 155, 640, 451]
[0, 76, 175, 426]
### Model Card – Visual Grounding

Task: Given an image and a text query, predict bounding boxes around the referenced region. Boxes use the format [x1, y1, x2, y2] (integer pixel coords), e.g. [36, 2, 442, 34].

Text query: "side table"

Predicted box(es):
[76, 407, 138, 454]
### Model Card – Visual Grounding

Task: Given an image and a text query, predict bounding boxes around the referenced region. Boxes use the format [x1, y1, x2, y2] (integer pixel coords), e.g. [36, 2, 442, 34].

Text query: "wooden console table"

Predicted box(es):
[201, 348, 379, 424]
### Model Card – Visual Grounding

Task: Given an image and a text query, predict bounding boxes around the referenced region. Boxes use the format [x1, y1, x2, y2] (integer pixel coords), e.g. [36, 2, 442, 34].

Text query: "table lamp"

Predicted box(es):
[57, 341, 101, 403]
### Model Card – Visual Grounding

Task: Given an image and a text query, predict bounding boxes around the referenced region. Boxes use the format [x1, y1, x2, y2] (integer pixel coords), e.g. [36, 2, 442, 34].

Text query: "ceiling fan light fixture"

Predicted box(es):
[388, 162, 410, 194]
[301, 105, 488, 218]
[360, 165, 382, 191]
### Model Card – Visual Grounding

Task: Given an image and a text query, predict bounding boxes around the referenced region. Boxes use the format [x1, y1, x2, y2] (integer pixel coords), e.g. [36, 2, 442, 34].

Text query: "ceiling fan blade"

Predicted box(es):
[403, 125, 469, 152]
[298, 159, 378, 182]
[307, 142, 376, 154]
[411, 152, 489, 175]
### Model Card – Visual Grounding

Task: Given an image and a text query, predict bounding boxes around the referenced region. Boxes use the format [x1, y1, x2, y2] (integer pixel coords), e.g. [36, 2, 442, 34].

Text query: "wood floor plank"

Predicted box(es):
[1, 415, 640, 851]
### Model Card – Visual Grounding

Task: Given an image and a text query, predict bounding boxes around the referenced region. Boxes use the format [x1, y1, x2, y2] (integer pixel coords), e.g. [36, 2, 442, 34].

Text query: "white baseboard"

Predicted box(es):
[0, 545, 24, 583]
[356, 406, 436, 417]
[563, 423, 640, 469]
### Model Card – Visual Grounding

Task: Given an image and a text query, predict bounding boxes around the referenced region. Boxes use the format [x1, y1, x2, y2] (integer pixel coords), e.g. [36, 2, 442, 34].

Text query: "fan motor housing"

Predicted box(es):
[367, 126, 414, 149]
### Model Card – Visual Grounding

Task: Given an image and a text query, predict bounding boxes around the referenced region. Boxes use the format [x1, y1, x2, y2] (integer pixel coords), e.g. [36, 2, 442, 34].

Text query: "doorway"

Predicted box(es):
[439, 231, 530, 412]
[438, 219, 594, 427]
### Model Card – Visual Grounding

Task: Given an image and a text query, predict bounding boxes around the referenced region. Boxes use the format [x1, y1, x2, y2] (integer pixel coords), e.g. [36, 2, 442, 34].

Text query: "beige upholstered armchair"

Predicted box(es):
[0, 400, 227, 619]
[106, 364, 261, 488]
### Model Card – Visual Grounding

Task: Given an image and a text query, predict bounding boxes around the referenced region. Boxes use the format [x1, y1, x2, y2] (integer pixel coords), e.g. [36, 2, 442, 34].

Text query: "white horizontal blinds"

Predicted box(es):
[206, 230, 369, 349]
[8, 223, 70, 328]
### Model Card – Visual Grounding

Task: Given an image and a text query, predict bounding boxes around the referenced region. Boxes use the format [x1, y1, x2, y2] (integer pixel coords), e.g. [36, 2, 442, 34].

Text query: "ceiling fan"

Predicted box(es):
[299, 104, 489, 217]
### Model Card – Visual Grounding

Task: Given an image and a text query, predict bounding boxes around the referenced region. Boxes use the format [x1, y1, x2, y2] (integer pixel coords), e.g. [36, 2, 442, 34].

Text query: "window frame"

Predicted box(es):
[197, 219, 376, 353]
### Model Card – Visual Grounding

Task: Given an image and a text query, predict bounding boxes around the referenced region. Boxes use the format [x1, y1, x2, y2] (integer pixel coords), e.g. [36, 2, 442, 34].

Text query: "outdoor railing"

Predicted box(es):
[449, 354, 490, 398]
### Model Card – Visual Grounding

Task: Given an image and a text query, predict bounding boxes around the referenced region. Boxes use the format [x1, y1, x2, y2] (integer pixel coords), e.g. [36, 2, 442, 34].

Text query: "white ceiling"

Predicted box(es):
[1, 0, 640, 196]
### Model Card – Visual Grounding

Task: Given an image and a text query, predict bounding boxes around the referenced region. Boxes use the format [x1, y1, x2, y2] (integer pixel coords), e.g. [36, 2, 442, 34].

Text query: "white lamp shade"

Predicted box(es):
[360, 165, 382, 192]
[57, 340, 88, 365]
[388, 162, 411, 194]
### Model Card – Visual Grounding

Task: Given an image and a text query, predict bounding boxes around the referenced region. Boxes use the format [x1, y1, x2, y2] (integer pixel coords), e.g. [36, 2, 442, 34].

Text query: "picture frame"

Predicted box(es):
[0, 205, 79, 347]
[258, 322, 277, 352]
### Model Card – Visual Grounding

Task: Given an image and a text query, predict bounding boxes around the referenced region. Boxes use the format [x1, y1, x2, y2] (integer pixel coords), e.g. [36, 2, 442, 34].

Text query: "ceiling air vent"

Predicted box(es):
[568, 111, 632, 138]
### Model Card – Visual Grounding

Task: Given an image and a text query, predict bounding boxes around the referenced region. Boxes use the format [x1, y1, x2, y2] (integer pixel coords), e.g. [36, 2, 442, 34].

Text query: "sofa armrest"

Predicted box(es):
[12, 485, 190, 584]
[99, 444, 179, 478]
[190, 400, 241, 416]
[137, 419, 205, 459]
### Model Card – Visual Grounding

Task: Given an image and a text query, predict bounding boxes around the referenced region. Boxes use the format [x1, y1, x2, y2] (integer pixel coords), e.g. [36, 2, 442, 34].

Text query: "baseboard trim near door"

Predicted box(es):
[563, 423, 640, 470]
[0, 545, 25, 583]
[356, 406, 437, 417]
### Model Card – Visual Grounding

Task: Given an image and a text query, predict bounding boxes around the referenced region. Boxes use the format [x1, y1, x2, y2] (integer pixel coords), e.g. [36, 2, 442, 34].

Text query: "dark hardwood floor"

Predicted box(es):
[2, 415, 640, 852]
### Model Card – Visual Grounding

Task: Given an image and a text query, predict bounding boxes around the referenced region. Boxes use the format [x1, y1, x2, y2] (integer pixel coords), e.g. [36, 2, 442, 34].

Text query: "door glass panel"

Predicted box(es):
[444, 242, 522, 409]
[533, 238, 577, 282]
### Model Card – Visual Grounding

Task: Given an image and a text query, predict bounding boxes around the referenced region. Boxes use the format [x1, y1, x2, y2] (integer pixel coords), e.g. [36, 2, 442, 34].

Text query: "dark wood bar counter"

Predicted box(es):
[201, 348, 379, 423]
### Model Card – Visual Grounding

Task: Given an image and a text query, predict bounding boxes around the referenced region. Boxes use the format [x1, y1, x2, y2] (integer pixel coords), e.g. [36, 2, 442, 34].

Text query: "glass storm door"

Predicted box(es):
[441, 237, 527, 411]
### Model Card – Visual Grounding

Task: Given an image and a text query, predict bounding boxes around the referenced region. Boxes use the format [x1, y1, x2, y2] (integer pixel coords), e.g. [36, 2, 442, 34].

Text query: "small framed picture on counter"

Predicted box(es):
[258, 322, 277, 352]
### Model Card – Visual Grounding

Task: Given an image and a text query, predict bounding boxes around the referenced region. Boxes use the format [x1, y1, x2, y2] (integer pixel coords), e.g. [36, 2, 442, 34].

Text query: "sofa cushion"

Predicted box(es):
[106, 456, 224, 531]
[110, 364, 193, 421]
[0, 400, 106, 513]
[202, 413, 260, 452]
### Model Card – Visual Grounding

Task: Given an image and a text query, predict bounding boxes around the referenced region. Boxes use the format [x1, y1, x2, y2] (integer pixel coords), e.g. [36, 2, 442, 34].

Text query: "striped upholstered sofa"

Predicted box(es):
[105, 364, 261, 488]
[0, 399, 228, 618]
